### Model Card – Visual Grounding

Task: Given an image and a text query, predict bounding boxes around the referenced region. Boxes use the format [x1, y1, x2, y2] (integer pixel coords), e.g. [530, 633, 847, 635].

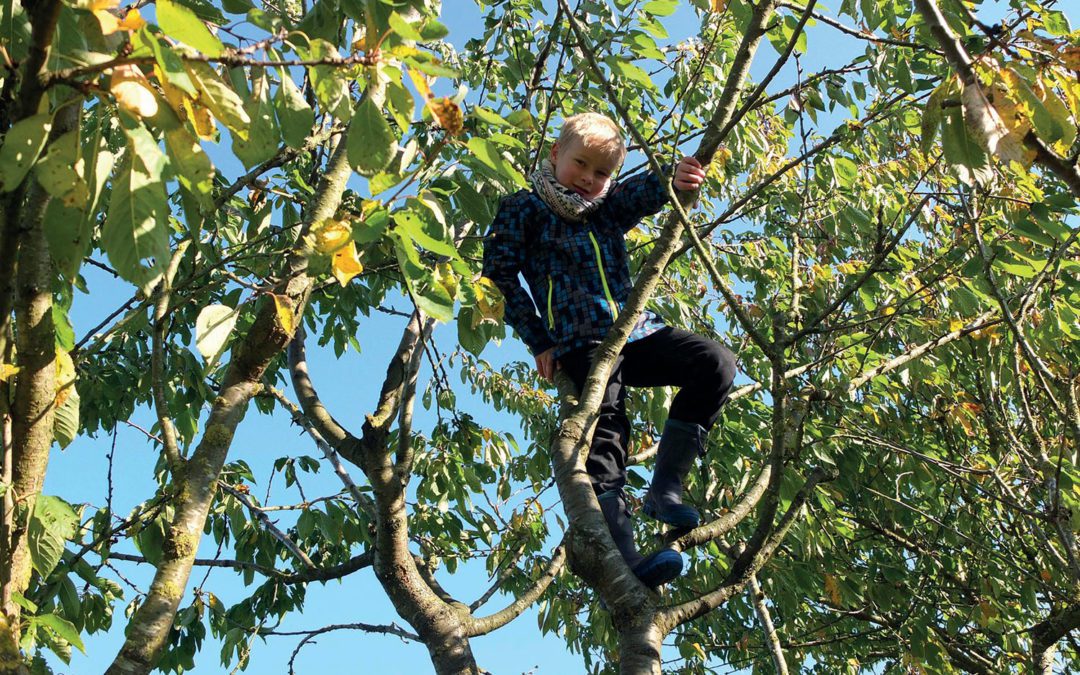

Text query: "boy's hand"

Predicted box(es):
[535, 347, 557, 382]
[673, 156, 706, 191]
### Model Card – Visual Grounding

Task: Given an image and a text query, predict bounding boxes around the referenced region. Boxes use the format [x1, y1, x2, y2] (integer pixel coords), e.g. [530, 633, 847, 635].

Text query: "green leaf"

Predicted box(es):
[385, 76, 414, 133]
[643, 0, 678, 16]
[921, 84, 946, 153]
[195, 304, 239, 368]
[28, 495, 79, 578]
[505, 109, 534, 130]
[832, 157, 858, 188]
[394, 237, 454, 322]
[53, 386, 79, 449]
[33, 614, 85, 655]
[454, 180, 493, 225]
[606, 58, 656, 91]
[102, 130, 170, 294]
[156, 0, 224, 57]
[52, 304, 75, 351]
[165, 126, 214, 209]
[348, 96, 397, 177]
[471, 106, 510, 128]
[232, 70, 280, 168]
[35, 129, 88, 208]
[274, 68, 315, 149]
[183, 61, 250, 139]
[0, 113, 52, 192]
[395, 205, 460, 259]
[134, 513, 168, 566]
[940, 107, 991, 186]
[150, 38, 196, 96]
[466, 137, 526, 187]
[388, 10, 423, 40]
[295, 38, 350, 118]
[1042, 10, 1070, 36]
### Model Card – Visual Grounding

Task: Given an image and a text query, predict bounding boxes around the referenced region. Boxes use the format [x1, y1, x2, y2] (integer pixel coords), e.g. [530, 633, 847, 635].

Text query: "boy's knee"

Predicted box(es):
[704, 342, 737, 391]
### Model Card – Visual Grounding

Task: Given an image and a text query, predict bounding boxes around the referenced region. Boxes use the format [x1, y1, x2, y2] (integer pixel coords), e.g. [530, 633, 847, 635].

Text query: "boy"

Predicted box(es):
[482, 112, 736, 587]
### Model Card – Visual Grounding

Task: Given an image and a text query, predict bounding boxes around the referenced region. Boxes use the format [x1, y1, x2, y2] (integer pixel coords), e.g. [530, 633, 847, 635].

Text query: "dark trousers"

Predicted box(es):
[559, 327, 737, 495]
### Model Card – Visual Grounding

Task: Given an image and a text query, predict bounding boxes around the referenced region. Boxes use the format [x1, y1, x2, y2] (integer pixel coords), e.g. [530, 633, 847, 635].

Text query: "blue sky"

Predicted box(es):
[40, 0, 1065, 673]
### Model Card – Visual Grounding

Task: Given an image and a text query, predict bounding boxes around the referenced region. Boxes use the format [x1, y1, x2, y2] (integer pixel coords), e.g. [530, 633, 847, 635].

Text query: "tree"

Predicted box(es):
[0, 0, 1076, 673]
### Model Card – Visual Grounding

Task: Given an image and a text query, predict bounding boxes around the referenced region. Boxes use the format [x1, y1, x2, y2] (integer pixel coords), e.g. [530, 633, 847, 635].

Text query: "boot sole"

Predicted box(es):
[632, 550, 683, 587]
[643, 498, 701, 529]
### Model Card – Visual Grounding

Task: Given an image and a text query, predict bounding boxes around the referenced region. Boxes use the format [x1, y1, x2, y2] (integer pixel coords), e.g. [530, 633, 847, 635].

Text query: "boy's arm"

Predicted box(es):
[599, 157, 705, 233]
[482, 194, 556, 357]
[597, 165, 672, 233]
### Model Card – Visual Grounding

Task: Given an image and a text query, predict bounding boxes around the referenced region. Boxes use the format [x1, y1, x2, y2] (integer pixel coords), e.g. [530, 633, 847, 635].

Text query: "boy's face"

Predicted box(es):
[550, 139, 621, 201]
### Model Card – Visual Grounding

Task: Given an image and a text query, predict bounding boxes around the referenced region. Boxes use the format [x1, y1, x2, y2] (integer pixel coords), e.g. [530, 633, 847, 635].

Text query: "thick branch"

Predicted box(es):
[106, 103, 354, 675]
[465, 544, 567, 637]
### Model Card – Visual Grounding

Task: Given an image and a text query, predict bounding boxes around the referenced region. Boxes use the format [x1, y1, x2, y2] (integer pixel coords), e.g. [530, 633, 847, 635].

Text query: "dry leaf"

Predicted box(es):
[331, 241, 364, 286]
[312, 218, 351, 254]
[429, 97, 464, 136]
[110, 64, 159, 118]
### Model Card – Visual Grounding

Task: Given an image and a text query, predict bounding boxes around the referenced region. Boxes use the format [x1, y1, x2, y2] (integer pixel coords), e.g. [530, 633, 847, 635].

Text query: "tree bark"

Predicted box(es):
[1031, 602, 1080, 674]
[0, 178, 56, 652]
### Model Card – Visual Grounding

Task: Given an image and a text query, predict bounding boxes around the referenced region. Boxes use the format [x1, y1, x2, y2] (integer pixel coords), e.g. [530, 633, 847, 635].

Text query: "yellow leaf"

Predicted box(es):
[110, 64, 159, 118]
[331, 241, 364, 286]
[406, 67, 434, 101]
[882, 306, 896, 316]
[185, 98, 216, 140]
[474, 276, 504, 322]
[824, 573, 842, 605]
[117, 8, 146, 31]
[711, 0, 728, 11]
[271, 294, 294, 336]
[950, 406, 975, 436]
[949, 319, 964, 332]
[88, 0, 122, 34]
[429, 97, 464, 136]
[0, 364, 19, 382]
[692, 643, 707, 660]
[55, 350, 76, 408]
[312, 218, 351, 254]
[434, 262, 458, 299]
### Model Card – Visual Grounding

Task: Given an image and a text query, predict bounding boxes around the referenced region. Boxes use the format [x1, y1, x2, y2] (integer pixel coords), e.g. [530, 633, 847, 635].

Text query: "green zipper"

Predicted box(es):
[546, 275, 555, 329]
[587, 231, 619, 320]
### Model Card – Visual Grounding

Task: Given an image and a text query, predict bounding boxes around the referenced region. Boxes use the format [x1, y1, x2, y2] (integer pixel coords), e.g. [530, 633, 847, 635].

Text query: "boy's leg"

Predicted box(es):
[621, 327, 737, 527]
[559, 346, 683, 586]
[557, 346, 630, 496]
[621, 327, 737, 428]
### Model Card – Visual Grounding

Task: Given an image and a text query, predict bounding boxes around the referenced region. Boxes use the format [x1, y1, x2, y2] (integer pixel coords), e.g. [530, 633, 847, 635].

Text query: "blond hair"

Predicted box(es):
[556, 112, 626, 165]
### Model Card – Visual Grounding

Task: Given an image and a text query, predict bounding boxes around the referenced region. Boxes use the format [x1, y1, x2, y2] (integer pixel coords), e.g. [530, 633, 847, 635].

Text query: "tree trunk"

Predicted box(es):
[0, 178, 57, 649]
[365, 442, 478, 674]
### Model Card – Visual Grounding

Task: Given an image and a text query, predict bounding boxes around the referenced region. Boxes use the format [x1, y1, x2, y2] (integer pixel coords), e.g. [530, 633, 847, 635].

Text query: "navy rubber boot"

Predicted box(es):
[598, 490, 683, 587]
[643, 419, 705, 529]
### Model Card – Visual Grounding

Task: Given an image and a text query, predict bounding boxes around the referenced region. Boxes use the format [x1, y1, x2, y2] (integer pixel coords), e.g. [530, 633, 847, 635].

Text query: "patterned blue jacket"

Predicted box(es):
[482, 169, 669, 360]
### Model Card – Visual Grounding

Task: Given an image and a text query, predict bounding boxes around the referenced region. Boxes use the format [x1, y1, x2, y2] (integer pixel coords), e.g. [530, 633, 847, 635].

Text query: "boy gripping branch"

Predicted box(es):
[482, 113, 736, 587]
